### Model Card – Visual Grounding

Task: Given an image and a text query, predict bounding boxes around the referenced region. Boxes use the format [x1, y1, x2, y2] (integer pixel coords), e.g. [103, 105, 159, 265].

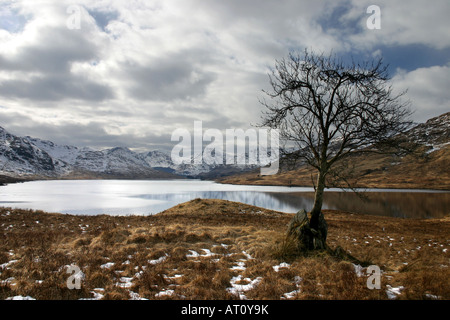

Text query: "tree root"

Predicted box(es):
[285, 209, 373, 266]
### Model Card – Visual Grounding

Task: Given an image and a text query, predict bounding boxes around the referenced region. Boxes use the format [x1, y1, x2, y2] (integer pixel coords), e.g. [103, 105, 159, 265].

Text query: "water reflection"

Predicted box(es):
[132, 190, 449, 219]
[320, 191, 450, 219]
[132, 191, 309, 214]
[0, 179, 448, 218]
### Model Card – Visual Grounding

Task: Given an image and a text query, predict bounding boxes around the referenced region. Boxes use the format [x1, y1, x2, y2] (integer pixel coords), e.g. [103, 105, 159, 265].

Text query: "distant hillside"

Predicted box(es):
[0, 126, 262, 182]
[218, 112, 450, 190]
[0, 127, 179, 181]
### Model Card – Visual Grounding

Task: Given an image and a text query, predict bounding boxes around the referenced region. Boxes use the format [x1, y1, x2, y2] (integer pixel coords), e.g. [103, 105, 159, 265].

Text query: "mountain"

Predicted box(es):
[0, 126, 260, 181]
[5, 112, 445, 186]
[403, 112, 450, 152]
[218, 112, 450, 190]
[0, 128, 178, 180]
[140, 149, 261, 178]
[0, 127, 59, 177]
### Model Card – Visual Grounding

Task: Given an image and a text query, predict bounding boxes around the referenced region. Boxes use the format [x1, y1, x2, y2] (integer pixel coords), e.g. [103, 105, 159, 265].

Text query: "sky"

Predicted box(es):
[0, 0, 449, 152]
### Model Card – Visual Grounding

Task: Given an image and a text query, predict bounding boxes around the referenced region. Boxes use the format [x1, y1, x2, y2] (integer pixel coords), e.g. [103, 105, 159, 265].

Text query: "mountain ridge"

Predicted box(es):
[1, 112, 449, 187]
[0, 129, 178, 180]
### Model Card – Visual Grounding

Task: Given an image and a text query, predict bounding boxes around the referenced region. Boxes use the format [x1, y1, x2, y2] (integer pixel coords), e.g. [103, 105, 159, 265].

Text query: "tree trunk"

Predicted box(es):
[309, 170, 328, 250]
[287, 170, 328, 251]
[310, 170, 326, 223]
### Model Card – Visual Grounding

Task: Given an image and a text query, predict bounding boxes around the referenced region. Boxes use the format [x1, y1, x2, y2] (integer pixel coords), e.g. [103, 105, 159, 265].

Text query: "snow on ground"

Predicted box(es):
[273, 262, 290, 272]
[155, 289, 175, 298]
[186, 249, 217, 259]
[0, 259, 18, 270]
[148, 253, 168, 265]
[281, 275, 303, 300]
[116, 277, 134, 289]
[6, 295, 36, 300]
[353, 264, 364, 277]
[230, 261, 246, 271]
[1, 240, 423, 300]
[186, 250, 200, 258]
[386, 285, 405, 299]
[100, 262, 115, 269]
[227, 275, 263, 300]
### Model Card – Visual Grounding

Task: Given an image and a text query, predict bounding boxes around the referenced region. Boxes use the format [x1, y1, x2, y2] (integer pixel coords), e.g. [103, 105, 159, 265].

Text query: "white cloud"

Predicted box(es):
[343, 0, 450, 50]
[0, 0, 448, 150]
[392, 64, 450, 123]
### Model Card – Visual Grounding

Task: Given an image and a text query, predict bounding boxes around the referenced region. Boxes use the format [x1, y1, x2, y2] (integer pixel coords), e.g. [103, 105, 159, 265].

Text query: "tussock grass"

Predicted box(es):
[1, 199, 449, 300]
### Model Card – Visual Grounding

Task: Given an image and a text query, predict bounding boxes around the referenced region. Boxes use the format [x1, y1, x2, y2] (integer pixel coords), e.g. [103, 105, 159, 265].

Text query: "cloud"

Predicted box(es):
[392, 64, 450, 123]
[0, 0, 448, 150]
[0, 2, 113, 102]
[0, 74, 114, 101]
[342, 0, 450, 50]
[122, 51, 217, 102]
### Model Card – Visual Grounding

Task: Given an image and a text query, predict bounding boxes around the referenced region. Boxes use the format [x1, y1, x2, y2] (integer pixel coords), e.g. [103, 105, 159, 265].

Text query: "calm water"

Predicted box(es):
[0, 179, 448, 218]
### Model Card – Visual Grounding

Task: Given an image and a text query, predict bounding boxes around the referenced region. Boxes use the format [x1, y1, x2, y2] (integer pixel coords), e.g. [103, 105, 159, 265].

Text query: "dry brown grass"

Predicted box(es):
[1, 199, 449, 300]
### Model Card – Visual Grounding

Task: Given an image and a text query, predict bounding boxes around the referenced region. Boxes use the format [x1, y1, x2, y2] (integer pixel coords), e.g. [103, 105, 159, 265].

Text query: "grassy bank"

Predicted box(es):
[1, 199, 449, 300]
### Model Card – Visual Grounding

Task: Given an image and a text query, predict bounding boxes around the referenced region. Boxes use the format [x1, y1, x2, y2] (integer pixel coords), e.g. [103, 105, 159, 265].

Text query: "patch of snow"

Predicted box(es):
[230, 261, 246, 271]
[242, 251, 253, 260]
[386, 285, 404, 300]
[424, 293, 441, 300]
[273, 262, 290, 272]
[6, 295, 36, 300]
[200, 249, 215, 257]
[155, 289, 175, 298]
[1, 277, 15, 286]
[100, 262, 115, 269]
[186, 250, 199, 258]
[353, 264, 364, 277]
[91, 291, 104, 300]
[129, 291, 148, 300]
[164, 274, 183, 280]
[282, 276, 303, 300]
[425, 142, 450, 154]
[116, 277, 134, 289]
[0, 259, 17, 270]
[80, 289, 105, 300]
[227, 275, 263, 300]
[148, 254, 168, 265]
[282, 289, 301, 300]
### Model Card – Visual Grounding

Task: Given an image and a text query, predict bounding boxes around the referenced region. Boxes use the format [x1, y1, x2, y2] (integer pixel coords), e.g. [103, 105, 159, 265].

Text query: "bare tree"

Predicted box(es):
[260, 49, 412, 250]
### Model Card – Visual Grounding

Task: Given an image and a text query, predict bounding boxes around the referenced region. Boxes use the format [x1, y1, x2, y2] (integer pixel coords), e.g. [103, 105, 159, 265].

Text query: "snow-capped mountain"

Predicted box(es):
[0, 128, 176, 179]
[140, 150, 176, 171]
[0, 126, 264, 180]
[140, 149, 265, 177]
[403, 112, 450, 152]
[0, 127, 59, 176]
[11, 110, 449, 181]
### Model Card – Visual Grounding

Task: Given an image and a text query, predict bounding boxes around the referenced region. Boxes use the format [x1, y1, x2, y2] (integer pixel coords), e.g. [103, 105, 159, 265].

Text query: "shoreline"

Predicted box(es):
[1, 175, 449, 192]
